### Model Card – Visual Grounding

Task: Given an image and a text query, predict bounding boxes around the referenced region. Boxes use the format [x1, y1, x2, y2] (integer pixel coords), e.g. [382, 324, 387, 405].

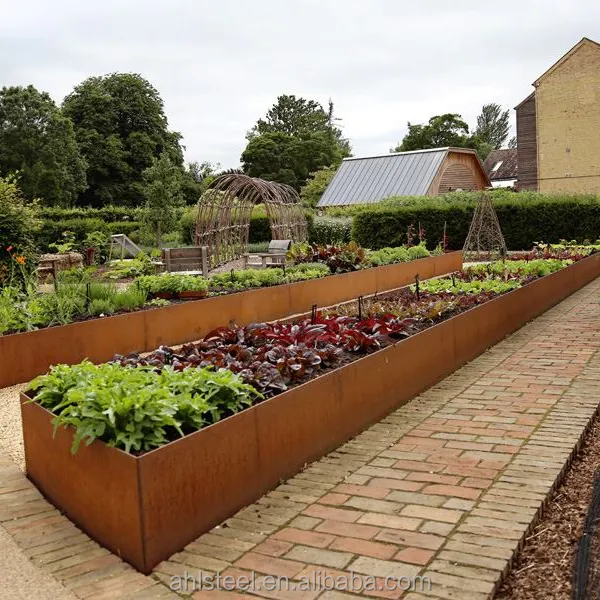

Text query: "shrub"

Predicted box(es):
[249, 213, 271, 243]
[309, 216, 352, 245]
[89, 298, 115, 316]
[180, 206, 197, 244]
[106, 253, 155, 279]
[0, 176, 41, 286]
[300, 167, 336, 208]
[352, 193, 600, 250]
[39, 218, 110, 252]
[288, 241, 368, 273]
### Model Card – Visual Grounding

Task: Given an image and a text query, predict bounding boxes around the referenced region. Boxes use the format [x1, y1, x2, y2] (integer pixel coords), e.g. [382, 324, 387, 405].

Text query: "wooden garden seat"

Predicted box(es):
[243, 240, 291, 269]
[159, 247, 209, 275]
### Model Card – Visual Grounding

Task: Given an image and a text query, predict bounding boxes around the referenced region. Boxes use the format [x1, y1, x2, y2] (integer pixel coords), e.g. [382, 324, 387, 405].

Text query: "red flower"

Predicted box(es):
[6, 245, 13, 252]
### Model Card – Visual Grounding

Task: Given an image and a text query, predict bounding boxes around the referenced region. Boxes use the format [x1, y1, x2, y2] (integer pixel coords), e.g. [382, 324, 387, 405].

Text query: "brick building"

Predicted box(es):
[515, 37, 600, 192]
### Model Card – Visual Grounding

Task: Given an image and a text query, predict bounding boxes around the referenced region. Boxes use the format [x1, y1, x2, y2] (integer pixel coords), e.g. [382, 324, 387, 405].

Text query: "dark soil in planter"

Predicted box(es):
[494, 417, 600, 600]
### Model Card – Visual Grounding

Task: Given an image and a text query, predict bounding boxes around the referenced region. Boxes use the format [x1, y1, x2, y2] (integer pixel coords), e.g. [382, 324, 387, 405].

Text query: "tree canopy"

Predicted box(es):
[475, 103, 510, 149]
[242, 95, 351, 190]
[300, 167, 337, 208]
[393, 112, 500, 161]
[62, 73, 184, 207]
[242, 131, 342, 191]
[0, 85, 87, 207]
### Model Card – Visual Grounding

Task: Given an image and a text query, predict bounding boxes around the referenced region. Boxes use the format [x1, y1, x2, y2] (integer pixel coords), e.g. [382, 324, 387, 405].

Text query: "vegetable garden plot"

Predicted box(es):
[19, 251, 600, 573]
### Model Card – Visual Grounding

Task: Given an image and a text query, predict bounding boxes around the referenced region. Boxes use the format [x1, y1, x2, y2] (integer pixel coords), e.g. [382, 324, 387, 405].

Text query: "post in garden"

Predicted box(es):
[462, 192, 508, 261]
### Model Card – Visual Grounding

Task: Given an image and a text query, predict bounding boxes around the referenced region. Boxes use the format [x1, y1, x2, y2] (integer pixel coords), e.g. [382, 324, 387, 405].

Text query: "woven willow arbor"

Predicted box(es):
[194, 172, 308, 268]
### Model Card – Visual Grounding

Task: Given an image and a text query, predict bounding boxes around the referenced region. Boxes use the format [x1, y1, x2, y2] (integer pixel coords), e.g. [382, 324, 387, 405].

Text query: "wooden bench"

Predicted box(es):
[158, 247, 209, 275]
[243, 240, 291, 269]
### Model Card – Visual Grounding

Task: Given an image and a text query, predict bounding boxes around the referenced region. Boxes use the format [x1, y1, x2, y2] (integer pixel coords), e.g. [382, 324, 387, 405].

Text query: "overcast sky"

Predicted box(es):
[1, 0, 598, 169]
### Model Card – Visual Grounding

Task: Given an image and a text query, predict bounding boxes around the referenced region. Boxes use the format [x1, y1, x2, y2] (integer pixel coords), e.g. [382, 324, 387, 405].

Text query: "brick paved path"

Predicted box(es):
[1, 278, 599, 599]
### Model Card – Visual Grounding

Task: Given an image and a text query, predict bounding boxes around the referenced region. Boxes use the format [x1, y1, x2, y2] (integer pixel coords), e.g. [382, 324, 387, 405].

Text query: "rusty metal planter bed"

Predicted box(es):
[19, 253, 600, 575]
[0, 252, 461, 388]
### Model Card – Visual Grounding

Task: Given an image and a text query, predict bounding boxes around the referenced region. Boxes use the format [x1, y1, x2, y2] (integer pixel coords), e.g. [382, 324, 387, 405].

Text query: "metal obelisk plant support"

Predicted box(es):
[462, 192, 508, 261]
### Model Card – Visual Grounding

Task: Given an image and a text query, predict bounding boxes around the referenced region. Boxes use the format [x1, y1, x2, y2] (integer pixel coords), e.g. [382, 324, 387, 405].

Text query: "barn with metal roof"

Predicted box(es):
[317, 147, 491, 207]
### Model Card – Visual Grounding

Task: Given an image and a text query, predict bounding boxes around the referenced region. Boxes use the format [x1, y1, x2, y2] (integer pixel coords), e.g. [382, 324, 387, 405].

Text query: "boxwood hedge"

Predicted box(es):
[351, 193, 600, 250]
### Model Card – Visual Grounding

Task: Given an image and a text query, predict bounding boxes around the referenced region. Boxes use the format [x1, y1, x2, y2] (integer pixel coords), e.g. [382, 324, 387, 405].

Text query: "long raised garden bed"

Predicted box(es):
[20, 253, 600, 573]
[1, 252, 461, 388]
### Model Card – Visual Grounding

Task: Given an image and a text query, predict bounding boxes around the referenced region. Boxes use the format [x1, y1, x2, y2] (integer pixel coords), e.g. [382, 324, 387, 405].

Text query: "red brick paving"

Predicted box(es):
[0, 278, 599, 598]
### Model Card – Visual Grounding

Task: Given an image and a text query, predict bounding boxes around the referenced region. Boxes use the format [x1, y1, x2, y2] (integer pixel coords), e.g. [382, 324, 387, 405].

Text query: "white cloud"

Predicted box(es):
[1, 0, 598, 168]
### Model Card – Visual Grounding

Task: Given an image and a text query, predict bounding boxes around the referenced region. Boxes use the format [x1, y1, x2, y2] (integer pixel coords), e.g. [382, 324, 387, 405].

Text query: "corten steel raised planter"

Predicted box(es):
[21, 253, 600, 574]
[1, 252, 461, 388]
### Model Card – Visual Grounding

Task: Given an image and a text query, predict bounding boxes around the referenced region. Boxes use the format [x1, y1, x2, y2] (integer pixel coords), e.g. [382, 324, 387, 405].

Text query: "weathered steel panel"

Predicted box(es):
[0, 253, 461, 388]
[21, 253, 598, 574]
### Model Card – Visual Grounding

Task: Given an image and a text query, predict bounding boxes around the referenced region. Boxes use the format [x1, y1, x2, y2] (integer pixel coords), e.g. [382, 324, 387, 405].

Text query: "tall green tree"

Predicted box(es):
[141, 152, 183, 247]
[300, 167, 337, 208]
[475, 103, 510, 149]
[393, 113, 495, 161]
[242, 95, 350, 189]
[63, 73, 184, 207]
[393, 114, 471, 152]
[242, 131, 340, 191]
[0, 85, 87, 207]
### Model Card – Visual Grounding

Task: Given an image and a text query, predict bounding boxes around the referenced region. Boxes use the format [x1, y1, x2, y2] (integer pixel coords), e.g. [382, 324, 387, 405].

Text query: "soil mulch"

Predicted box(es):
[494, 414, 600, 600]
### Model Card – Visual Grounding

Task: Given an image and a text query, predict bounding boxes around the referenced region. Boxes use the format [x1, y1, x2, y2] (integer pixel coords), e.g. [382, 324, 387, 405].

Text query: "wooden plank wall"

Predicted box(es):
[516, 94, 538, 190]
[428, 152, 488, 195]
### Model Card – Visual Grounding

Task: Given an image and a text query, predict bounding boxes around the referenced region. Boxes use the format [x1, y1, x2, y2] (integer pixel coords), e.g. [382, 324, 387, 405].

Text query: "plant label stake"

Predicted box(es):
[358, 295, 363, 320]
[311, 304, 317, 324]
[415, 274, 420, 300]
[86, 282, 91, 311]
[443, 221, 448, 252]
[451, 273, 456, 287]
[230, 269, 235, 282]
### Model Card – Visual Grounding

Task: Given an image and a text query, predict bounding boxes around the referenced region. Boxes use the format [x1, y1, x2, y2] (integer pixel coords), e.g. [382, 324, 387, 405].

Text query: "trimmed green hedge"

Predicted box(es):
[352, 194, 600, 250]
[39, 206, 142, 223]
[106, 221, 142, 236]
[38, 218, 109, 252]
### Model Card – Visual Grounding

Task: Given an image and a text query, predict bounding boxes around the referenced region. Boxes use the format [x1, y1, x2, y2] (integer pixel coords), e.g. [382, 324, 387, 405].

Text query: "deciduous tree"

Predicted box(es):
[300, 167, 337, 208]
[63, 73, 184, 207]
[141, 152, 183, 247]
[475, 103, 510, 149]
[393, 114, 471, 152]
[242, 95, 350, 190]
[0, 85, 87, 207]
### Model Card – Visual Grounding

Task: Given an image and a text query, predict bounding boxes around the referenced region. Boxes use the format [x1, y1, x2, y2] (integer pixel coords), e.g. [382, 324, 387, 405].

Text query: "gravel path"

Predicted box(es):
[0, 383, 27, 472]
[0, 525, 77, 600]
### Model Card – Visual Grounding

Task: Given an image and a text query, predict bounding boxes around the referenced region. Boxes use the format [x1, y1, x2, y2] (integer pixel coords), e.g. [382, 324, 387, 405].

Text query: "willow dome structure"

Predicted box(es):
[194, 172, 308, 268]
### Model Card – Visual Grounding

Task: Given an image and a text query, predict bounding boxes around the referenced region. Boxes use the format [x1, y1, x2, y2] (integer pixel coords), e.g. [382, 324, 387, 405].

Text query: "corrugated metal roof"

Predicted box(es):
[317, 148, 449, 207]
